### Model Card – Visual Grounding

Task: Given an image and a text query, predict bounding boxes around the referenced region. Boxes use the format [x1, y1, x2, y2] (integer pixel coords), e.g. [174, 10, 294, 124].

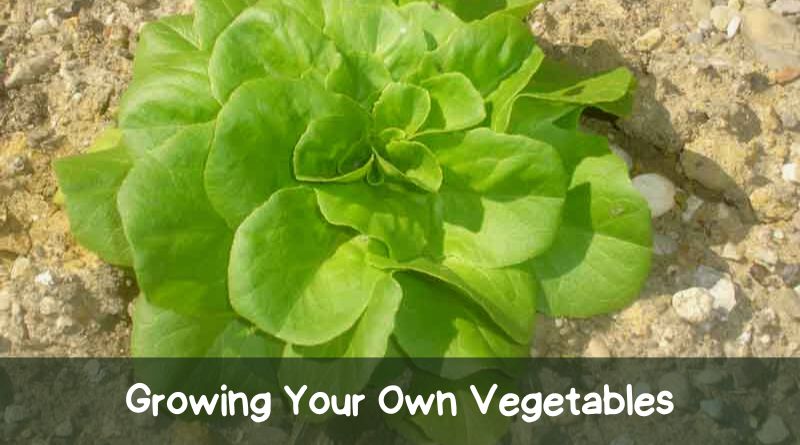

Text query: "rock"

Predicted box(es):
[29, 19, 53, 36]
[3, 405, 28, 424]
[771, 0, 800, 15]
[584, 338, 611, 357]
[10, 258, 32, 280]
[672, 288, 714, 324]
[653, 234, 678, 256]
[756, 414, 790, 444]
[681, 131, 748, 194]
[709, 276, 737, 316]
[726, 15, 742, 39]
[742, 7, 800, 70]
[635, 28, 664, 51]
[721, 242, 742, 261]
[682, 195, 704, 222]
[749, 184, 797, 222]
[729, 0, 743, 10]
[54, 419, 73, 437]
[83, 360, 102, 383]
[658, 372, 692, 409]
[692, 0, 713, 21]
[693, 368, 728, 386]
[773, 288, 800, 320]
[782, 163, 798, 183]
[34, 271, 54, 287]
[687, 30, 705, 44]
[609, 144, 633, 171]
[38, 297, 58, 316]
[55, 315, 76, 334]
[609, 434, 634, 445]
[3, 53, 57, 89]
[700, 399, 724, 420]
[710, 6, 738, 30]
[632, 174, 676, 218]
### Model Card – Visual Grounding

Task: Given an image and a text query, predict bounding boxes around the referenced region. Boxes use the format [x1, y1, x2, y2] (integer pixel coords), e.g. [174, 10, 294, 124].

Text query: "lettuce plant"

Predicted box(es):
[54, 0, 652, 363]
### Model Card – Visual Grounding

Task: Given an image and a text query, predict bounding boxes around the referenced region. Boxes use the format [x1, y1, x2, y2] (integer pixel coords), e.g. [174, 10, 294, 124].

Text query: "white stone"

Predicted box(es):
[672, 288, 715, 324]
[782, 163, 798, 183]
[710, 276, 737, 316]
[632, 174, 676, 218]
[34, 271, 54, 287]
[726, 15, 742, 39]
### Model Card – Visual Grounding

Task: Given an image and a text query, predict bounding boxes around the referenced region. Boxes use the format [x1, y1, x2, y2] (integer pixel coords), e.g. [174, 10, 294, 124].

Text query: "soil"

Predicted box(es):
[0, 0, 798, 359]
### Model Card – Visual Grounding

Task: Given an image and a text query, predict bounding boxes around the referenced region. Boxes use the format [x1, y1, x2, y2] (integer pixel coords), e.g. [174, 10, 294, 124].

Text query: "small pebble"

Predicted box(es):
[3, 405, 28, 424]
[756, 414, 790, 444]
[710, 276, 737, 316]
[672, 287, 714, 324]
[726, 15, 742, 38]
[698, 18, 714, 32]
[584, 338, 611, 357]
[742, 7, 800, 70]
[34, 271, 54, 287]
[39, 296, 58, 316]
[3, 53, 56, 89]
[687, 30, 705, 44]
[782, 163, 798, 183]
[29, 19, 54, 36]
[682, 195, 704, 222]
[632, 173, 676, 218]
[654, 234, 679, 256]
[635, 28, 664, 51]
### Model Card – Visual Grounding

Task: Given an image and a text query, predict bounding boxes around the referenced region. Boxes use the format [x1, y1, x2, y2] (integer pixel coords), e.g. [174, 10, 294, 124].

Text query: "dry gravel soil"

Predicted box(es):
[0, 0, 799, 359]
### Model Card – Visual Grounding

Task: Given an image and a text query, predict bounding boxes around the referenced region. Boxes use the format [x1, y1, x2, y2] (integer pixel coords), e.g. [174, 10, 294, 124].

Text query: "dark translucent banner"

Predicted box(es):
[0, 358, 797, 444]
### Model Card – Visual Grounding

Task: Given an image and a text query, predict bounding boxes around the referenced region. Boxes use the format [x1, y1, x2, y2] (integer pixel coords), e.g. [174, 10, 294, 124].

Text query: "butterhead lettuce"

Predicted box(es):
[54, 0, 652, 363]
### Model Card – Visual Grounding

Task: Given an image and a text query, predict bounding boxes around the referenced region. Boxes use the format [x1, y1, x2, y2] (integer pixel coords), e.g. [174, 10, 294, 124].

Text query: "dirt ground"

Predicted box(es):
[0, 0, 799, 359]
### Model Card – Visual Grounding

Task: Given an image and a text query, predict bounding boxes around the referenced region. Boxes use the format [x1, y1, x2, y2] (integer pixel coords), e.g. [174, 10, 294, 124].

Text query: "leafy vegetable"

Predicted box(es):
[55, 0, 651, 366]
